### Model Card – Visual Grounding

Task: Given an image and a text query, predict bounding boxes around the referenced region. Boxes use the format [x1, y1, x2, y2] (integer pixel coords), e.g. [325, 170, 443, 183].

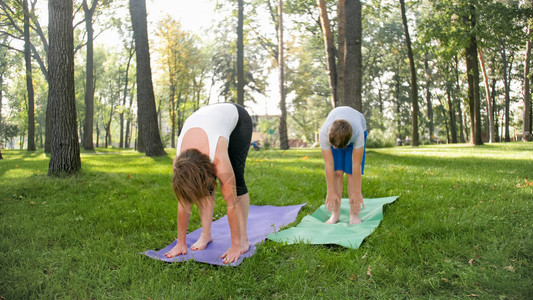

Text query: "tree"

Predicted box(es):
[278, 0, 289, 150]
[316, 0, 337, 107]
[237, 0, 245, 106]
[81, 0, 98, 150]
[48, 0, 81, 175]
[0, 38, 7, 159]
[129, 0, 165, 156]
[399, 0, 419, 146]
[464, 4, 483, 145]
[344, 0, 363, 111]
[23, 0, 35, 151]
[523, 3, 532, 141]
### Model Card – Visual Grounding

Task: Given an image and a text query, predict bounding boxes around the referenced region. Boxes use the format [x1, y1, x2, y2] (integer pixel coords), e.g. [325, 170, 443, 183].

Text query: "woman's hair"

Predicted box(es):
[329, 119, 352, 149]
[172, 149, 217, 207]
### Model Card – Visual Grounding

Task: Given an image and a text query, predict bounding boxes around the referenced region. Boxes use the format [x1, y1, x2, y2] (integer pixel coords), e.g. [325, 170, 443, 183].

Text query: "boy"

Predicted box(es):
[319, 106, 367, 225]
[164, 103, 252, 264]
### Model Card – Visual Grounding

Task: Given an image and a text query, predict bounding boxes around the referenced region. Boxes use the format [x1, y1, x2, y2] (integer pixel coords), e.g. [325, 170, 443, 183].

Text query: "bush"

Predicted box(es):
[366, 129, 395, 148]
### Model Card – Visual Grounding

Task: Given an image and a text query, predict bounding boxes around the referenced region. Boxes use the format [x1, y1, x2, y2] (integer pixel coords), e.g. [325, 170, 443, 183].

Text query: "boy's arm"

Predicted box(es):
[322, 149, 340, 211]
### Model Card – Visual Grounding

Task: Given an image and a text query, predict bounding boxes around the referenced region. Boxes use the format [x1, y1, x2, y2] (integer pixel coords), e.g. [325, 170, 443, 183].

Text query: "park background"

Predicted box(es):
[1, 0, 532, 298]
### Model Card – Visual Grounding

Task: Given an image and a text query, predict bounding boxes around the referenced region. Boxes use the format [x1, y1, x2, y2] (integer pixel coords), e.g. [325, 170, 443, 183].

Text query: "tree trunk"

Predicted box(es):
[48, 0, 81, 176]
[336, 0, 345, 106]
[120, 44, 134, 148]
[478, 47, 495, 143]
[464, 5, 483, 146]
[125, 80, 136, 148]
[394, 71, 402, 143]
[0, 68, 3, 159]
[424, 56, 434, 143]
[524, 21, 532, 141]
[82, 0, 97, 150]
[23, 0, 35, 151]
[399, 0, 419, 146]
[236, 0, 245, 106]
[454, 55, 466, 143]
[344, 0, 363, 112]
[317, 0, 337, 107]
[446, 81, 457, 143]
[278, 0, 289, 150]
[129, 0, 166, 156]
[437, 95, 450, 144]
[500, 42, 511, 142]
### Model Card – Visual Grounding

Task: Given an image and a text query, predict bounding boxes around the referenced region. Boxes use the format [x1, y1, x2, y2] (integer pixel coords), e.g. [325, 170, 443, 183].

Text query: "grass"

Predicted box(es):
[0, 143, 532, 299]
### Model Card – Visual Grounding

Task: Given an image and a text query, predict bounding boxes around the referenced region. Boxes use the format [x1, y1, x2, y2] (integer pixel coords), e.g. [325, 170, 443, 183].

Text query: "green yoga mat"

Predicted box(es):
[267, 196, 398, 249]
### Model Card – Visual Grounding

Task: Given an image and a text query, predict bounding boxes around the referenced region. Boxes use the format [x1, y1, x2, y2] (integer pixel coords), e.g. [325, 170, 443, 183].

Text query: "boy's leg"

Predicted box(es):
[191, 194, 215, 251]
[325, 170, 344, 224]
[346, 174, 362, 224]
[236, 193, 250, 253]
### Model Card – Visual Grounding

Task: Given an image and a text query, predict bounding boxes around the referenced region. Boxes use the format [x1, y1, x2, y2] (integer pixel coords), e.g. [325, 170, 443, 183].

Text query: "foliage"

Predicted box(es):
[1, 144, 532, 298]
[366, 128, 396, 148]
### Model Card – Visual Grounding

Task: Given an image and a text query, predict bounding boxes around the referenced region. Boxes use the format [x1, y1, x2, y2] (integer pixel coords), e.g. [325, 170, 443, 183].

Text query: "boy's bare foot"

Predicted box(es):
[190, 234, 213, 251]
[165, 243, 188, 258]
[349, 214, 362, 225]
[325, 214, 340, 224]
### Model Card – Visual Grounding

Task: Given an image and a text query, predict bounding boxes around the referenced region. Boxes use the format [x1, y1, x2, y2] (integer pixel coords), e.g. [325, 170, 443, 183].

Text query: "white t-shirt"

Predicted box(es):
[319, 106, 366, 150]
[176, 103, 239, 162]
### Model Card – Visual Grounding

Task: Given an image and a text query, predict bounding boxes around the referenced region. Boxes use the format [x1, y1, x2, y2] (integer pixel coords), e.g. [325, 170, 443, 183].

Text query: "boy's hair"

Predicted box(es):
[329, 119, 352, 149]
[172, 149, 217, 208]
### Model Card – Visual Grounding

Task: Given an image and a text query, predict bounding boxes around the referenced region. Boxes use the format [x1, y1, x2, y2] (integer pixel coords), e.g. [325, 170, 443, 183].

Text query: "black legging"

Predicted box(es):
[227, 103, 253, 196]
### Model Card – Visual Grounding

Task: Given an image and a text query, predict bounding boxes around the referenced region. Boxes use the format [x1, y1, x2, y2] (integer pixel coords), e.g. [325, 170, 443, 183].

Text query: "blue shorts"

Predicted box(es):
[331, 131, 367, 175]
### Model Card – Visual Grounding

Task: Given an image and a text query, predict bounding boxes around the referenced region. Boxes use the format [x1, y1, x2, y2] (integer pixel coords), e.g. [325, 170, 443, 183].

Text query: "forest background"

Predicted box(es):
[0, 0, 532, 160]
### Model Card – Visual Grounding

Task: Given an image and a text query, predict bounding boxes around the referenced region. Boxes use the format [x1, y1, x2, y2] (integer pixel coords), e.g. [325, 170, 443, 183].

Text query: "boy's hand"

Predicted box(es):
[325, 193, 340, 212]
[165, 242, 187, 258]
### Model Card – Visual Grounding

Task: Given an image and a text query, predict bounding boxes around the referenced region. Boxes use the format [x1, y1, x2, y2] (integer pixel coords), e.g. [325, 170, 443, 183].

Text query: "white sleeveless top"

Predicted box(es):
[176, 103, 239, 162]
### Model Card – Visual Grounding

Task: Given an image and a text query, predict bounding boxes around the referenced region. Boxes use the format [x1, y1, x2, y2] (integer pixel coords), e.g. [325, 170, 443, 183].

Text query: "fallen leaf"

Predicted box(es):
[469, 259, 475, 266]
[441, 278, 449, 283]
[301, 155, 309, 160]
[454, 184, 459, 189]
[367, 266, 372, 277]
[504, 265, 515, 272]
[349, 274, 355, 281]
[466, 294, 479, 297]
[127, 174, 131, 178]
[29, 201, 35, 205]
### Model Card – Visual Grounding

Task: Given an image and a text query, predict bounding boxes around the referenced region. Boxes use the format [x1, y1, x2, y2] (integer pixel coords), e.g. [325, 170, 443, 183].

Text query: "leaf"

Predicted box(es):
[349, 274, 355, 281]
[301, 155, 309, 160]
[367, 266, 372, 277]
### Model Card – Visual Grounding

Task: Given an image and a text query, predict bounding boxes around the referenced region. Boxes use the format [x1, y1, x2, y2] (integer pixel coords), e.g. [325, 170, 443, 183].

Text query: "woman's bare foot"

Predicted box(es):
[240, 240, 250, 254]
[325, 213, 340, 224]
[190, 234, 213, 251]
[349, 214, 362, 225]
[165, 242, 188, 258]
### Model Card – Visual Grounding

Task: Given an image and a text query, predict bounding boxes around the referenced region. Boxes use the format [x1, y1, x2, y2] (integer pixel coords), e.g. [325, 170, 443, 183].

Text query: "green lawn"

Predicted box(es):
[1, 143, 532, 299]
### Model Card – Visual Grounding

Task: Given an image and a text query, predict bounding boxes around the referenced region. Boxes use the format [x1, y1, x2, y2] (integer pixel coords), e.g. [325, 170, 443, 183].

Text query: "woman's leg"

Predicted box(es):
[236, 192, 250, 253]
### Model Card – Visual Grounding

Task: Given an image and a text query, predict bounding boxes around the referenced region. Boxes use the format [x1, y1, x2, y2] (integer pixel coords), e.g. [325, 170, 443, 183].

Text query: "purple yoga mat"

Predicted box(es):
[142, 204, 305, 266]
